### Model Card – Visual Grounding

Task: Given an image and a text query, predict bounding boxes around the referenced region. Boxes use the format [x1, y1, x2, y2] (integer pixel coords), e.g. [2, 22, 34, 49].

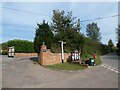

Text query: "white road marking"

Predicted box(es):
[102, 63, 119, 74]
[102, 63, 118, 71]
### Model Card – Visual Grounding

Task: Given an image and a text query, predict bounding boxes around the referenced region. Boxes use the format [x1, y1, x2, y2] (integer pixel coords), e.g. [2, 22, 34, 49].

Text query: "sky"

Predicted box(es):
[1, 2, 119, 45]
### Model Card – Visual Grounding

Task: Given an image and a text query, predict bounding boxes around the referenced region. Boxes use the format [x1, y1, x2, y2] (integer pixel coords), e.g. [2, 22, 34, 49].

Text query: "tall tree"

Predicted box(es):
[51, 10, 65, 33]
[108, 39, 114, 52]
[108, 39, 114, 48]
[86, 22, 101, 41]
[117, 25, 120, 41]
[34, 20, 54, 54]
[51, 9, 81, 51]
[51, 9, 80, 34]
[116, 25, 120, 54]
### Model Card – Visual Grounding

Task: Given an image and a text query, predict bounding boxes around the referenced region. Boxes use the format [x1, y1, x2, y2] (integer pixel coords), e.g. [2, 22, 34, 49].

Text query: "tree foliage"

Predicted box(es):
[1, 42, 8, 50]
[100, 44, 110, 55]
[117, 25, 120, 41]
[50, 9, 81, 52]
[80, 37, 101, 59]
[51, 9, 80, 34]
[108, 39, 114, 48]
[108, 39, 116, 52]
[86, 22, 101, 41]
[34, 20, 54, 54]
[33, 9, 109, 58]
[116, 25, 120, 55]
[0, 42, 8, 55]
[7, 39, 34, 53]
[117, 41, 120, 55]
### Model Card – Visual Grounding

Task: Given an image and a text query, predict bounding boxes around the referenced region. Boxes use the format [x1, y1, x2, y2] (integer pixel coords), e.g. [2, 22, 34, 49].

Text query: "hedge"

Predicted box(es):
[7, 39, 35, 53]
[1, 50, 8, 55]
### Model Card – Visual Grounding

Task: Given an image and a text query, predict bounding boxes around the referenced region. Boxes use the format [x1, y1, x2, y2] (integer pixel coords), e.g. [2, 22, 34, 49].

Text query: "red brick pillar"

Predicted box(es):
[38, 42, 47, 65]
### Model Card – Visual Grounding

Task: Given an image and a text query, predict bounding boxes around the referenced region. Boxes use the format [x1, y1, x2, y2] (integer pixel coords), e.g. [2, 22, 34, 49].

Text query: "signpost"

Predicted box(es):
[58, 41, 66, 63]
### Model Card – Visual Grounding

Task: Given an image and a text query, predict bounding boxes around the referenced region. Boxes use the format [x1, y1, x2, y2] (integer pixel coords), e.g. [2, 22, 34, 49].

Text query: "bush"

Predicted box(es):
[111, 46, 117, 52]
[95, 55, 101, 65]
[81, 51, 91, 60]
[80, 37, 101, 59]
[117, 41, 120, 55]
[1, 50, 8, 55]
[7, 39, 35, 53]
[100, 44, 110, 55]
[51, 43, 61, 53]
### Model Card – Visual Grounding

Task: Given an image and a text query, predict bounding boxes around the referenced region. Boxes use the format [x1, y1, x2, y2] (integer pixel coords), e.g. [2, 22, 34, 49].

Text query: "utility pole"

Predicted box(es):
[58, 41, 66, 63]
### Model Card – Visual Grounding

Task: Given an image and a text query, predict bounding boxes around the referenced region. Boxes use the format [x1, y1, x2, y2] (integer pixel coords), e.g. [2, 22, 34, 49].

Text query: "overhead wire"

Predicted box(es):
[80, 14, 119, 32]
[2, 6, 119, 30]
[2, 6, 118, 23]
[2, 6, 119, 43]
[80, 14, 119, 22]
[2, 6, 51, 17]
[80, 22, 86, 29]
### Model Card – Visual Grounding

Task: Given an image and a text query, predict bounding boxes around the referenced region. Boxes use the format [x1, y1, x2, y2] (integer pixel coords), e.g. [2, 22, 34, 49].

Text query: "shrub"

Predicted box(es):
[100, 44, 110, 55]
[51, 43, 61, 53]
[7, 39, 35, 53]
[1, 50, 8, 55]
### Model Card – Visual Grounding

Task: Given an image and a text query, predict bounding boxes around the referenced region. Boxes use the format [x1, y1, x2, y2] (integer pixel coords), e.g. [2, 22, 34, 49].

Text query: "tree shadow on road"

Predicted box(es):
[29, 57, 38, 64]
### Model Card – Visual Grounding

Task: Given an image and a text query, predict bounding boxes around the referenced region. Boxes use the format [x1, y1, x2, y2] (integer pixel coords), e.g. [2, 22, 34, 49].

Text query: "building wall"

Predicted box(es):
[38, 43, 71, 65]
[15, 53, 37, 58]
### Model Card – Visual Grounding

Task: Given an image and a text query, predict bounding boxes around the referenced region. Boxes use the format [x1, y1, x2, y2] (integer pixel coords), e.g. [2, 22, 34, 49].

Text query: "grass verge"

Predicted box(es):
[44, 62, 87, 70]
[44, 55, 101, 70]
[81, 53, 102, 65]
[95, 55, 101, 65]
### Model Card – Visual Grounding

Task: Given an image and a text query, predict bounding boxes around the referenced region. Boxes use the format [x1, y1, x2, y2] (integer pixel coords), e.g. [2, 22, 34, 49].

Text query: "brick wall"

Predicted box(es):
[38, 43, 71, 65]
[15, 53, 37, 58]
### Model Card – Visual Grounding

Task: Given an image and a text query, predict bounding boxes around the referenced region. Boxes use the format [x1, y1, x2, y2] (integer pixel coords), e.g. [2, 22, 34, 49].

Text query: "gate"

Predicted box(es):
[8, 46, 15, 57]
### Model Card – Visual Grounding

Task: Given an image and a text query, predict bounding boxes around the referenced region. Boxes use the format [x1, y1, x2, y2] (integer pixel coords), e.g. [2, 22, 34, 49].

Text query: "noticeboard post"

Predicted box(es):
[8, 46, 15, 57]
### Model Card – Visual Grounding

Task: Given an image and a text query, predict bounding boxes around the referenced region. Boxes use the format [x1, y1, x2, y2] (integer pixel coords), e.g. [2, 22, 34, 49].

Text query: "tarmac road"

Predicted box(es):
[101, 53, 119, 70]
[2, 54, 118, 88]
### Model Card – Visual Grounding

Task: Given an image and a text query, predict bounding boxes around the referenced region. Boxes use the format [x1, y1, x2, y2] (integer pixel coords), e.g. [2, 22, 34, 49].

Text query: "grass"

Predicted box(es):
[44, 62, 87, 70]
[44, 54, 101, 71]
[44, 59, 102, 70]
[95, 55, 102, 65]
[81, 54, 102, 65]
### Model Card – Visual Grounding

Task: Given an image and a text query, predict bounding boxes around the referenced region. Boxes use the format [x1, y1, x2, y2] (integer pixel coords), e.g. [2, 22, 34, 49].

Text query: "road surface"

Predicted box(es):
[1, 54, 118, 88]
[101, 53, 119, 71]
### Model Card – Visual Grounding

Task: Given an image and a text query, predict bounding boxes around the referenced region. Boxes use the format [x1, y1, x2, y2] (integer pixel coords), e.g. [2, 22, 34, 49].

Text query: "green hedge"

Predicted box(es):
[1, 50, 8, 55]
[100, 44, 110, 55]
[7, 39, 35, 53]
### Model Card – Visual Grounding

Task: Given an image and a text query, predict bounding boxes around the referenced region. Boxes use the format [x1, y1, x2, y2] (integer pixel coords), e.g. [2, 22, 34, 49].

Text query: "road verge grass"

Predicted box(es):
[44, 55, 101, 70]
[44, 62, 87, 70]
[81, 54, 101, 65]
[95, 55, 101, 65]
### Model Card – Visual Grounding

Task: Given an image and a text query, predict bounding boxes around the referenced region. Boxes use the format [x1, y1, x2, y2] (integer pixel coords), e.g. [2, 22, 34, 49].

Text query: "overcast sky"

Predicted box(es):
[1, 2, 118, 45]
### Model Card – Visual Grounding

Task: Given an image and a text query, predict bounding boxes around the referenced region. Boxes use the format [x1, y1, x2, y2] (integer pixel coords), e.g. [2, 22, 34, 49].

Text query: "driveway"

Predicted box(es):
[2, 54, 118, 88]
